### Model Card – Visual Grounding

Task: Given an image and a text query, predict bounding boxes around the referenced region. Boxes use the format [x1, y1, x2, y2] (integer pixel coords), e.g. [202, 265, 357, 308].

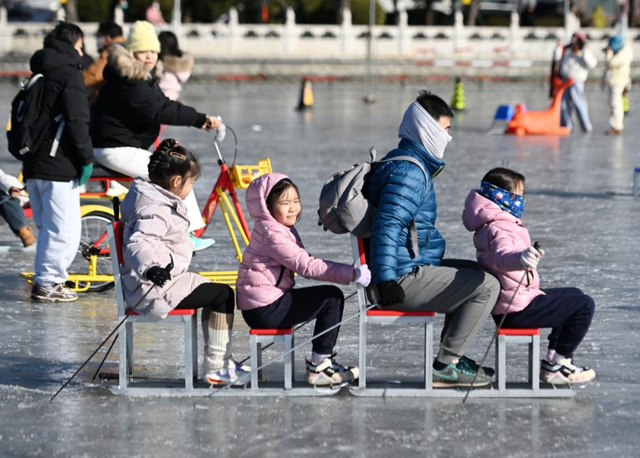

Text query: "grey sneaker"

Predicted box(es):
[306, 356, 359, 386]
[31, 283, 78, 302]
[432, 360, 492, 388]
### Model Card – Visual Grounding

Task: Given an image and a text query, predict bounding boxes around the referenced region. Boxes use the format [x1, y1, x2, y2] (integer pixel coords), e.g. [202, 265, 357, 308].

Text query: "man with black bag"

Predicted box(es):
[21, 22, 94, 302]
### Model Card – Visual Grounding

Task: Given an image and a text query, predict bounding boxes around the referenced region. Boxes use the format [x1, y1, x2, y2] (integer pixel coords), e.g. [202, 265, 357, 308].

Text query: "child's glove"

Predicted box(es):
[520, 246, 545, 270]
[215, 116, 226, 142]
[376, 280, 405, 307]
[145, 265, 172, 287]
[353, 264, 371, 287]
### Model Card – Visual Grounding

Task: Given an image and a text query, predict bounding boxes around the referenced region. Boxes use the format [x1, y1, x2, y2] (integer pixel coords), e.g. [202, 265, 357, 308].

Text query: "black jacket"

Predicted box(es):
[24, 39, 94, 181]
[91, 45, 206, 150]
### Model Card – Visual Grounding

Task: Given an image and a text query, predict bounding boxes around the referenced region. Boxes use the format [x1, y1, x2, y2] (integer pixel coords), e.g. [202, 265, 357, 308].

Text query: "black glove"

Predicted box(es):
[145, 265, 171, 287]
[376, 281, 405, 307]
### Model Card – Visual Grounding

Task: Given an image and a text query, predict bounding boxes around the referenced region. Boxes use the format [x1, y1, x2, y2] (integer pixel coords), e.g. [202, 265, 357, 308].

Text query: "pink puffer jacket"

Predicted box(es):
[236, 173, 354, 311]
[120, 178, 209, 318]
[462, 190, 545, 315]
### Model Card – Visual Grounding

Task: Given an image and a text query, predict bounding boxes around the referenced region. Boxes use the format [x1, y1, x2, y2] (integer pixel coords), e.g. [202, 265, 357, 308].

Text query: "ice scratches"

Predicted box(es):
[0, 384, 52, 396]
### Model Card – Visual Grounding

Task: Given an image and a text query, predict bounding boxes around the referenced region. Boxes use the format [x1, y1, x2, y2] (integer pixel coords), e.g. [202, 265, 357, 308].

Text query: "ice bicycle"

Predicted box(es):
[19, 129, 272, 292]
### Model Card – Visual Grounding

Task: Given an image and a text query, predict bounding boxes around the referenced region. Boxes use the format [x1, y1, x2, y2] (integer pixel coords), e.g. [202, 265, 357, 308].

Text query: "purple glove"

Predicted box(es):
[353, 264, 371, 287]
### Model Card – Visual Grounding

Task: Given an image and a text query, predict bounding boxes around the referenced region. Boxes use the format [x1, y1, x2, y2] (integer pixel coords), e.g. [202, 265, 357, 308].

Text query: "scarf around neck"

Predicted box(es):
[398, 101, 452, 160]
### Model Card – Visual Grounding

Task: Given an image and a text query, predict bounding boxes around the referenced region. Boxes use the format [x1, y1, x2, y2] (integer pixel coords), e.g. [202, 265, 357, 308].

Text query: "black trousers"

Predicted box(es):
[175, 283, 235, 314]
[242, 286, 345, 355]
[493, 287, 595, 357]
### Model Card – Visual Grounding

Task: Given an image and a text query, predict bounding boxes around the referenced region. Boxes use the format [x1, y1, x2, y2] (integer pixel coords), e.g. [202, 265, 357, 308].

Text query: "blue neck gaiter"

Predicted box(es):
[480, 181, 525, 218]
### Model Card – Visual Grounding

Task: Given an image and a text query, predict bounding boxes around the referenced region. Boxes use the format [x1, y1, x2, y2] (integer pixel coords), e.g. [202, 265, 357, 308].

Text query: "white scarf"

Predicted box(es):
[398, 101, 452, 160]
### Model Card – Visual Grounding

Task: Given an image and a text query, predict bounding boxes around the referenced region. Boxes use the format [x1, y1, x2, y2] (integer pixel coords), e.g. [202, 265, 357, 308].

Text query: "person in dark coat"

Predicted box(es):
[364, 91, 501, 388]
[25, 22, 94, 302]
[91, 21, 220, 252]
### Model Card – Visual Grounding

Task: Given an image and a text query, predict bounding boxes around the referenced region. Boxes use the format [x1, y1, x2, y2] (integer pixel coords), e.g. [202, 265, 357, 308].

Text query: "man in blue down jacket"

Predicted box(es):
[365, 91, 500, 387]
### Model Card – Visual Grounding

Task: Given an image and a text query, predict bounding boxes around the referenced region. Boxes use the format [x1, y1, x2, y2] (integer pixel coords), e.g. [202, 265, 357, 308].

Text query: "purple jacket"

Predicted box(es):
[462, 190, 545, 315]
[236, 173, 354, 311]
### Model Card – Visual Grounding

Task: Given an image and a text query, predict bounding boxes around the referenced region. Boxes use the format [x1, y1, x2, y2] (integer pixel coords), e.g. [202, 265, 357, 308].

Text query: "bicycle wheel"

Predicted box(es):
[68, 210, 115, 292]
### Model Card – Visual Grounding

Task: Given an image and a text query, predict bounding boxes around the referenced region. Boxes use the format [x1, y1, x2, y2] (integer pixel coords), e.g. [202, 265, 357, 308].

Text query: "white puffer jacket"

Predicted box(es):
[119, 178, 209, 318]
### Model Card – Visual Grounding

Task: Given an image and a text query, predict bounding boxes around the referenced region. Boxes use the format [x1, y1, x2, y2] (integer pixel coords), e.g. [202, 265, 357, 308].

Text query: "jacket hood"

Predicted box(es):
[30, 39, 81, 74]
[120, 178, 187, 221]
[397, 137, 445, 177]
[104, 44, 163, 82]
[245, 173, 290, 222]
[161, 53, 194, 73]
[462, 189, 518, 232]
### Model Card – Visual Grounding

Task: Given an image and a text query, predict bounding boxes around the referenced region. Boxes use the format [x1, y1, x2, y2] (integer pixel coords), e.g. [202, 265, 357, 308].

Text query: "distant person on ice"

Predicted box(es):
[552, 32, 597, 133]
[120, 139, 249, 386]
[462, 167, 596, 385]
[603, 35, 633, 135]
[363, 91, 501, 388]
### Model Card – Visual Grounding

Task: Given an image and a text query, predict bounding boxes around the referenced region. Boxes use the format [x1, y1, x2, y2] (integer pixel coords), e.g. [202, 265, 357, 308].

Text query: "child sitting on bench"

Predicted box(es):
[462, 167, 596, 385]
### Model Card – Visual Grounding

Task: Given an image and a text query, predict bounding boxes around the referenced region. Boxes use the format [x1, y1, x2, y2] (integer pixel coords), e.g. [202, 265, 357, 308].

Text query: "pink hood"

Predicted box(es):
[236, 173, 354, 311]
[462, 190, 544, 315]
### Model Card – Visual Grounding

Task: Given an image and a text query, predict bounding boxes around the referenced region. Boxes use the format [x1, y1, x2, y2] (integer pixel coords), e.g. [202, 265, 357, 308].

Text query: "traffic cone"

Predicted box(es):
[296, 78, 314, 111]
[450, 77, 466, 111]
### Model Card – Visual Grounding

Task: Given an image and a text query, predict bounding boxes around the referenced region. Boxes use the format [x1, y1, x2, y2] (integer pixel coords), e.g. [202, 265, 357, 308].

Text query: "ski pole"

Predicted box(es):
[209, 299, 377, 396]
[462, 242, 541, 404]
[50, 256, 174, 402]
[91, 334, 119, 382]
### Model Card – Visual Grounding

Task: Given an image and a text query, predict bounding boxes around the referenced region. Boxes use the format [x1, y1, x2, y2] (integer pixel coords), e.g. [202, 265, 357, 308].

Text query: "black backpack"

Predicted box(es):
[7, 74, 64, 161]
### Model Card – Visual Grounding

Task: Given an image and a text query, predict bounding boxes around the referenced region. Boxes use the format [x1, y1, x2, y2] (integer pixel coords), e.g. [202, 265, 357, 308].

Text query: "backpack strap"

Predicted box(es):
[379, 155, 428, 194]
[376, 155, 429, 258]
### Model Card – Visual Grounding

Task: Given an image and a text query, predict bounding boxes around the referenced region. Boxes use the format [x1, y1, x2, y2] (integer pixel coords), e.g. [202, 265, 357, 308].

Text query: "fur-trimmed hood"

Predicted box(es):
[161, 53, 193, 74]
[104, 44, 163, 81]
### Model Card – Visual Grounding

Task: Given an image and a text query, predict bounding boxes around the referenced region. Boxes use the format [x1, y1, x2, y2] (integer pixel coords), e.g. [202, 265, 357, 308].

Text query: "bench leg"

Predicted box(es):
[531, 334, 540, 392]
[119, 322, 128, 389]
[359, 313, 367, 390]
[184, 317, 194, 390]
[125, 322, 133, 377]
[250, 335, 259, 390]
[425, 321, 433, 390]
[191, 315, 198, 381]
[284, 334, 293, 390]
[497, 334, 507, 391]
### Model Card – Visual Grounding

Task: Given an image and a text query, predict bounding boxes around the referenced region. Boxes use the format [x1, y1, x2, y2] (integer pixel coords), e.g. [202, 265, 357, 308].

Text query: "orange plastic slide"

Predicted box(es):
[505, 78, 574, 136]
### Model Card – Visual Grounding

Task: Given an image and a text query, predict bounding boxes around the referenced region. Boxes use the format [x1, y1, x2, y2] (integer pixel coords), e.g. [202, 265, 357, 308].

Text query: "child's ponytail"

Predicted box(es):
[148, 138, 201, 192]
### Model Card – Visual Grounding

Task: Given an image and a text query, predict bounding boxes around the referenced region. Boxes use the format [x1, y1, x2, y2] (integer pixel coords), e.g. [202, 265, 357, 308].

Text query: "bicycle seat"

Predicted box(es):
[91, 164, 131, 179]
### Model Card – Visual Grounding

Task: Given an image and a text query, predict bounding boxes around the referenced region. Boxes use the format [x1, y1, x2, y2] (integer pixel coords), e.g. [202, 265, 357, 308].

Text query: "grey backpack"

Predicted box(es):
[317, 147, 428, 254]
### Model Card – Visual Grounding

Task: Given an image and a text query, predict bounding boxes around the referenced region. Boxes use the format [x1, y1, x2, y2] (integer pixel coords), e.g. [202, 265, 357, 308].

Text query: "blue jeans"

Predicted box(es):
[493, 287, 595, 357]
[0, 191, 27, 233]
[560, 81, 593, 132]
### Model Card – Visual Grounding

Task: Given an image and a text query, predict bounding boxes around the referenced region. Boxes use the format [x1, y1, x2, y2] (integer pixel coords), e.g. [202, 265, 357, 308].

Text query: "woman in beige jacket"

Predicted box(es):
[604, 35, 633, 135]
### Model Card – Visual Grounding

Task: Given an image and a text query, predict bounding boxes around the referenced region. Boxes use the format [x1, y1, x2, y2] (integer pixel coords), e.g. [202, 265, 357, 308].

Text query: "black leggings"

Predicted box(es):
[175, 283, 235, 314]
[242, 286, 345, 355]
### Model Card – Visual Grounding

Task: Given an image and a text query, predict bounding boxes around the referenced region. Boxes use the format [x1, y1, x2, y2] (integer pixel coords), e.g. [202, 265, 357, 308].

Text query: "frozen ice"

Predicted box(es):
[0, 81, 639, 457]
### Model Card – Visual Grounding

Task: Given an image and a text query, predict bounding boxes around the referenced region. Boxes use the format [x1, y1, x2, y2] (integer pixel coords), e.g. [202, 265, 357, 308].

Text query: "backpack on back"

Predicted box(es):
[7, 74, 64, 162]
[317, 147, 428, 245]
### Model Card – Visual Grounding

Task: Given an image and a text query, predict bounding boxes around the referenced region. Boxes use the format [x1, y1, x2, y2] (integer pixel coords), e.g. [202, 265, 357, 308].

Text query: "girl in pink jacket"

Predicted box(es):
[120, 139, 248, 386]
[462, 167, 596, 385]
[236, 173, 371, 386]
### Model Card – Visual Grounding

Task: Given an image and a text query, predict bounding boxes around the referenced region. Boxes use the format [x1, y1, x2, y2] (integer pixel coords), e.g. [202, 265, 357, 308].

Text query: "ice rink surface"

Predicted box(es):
[0, 81, 639, 457]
